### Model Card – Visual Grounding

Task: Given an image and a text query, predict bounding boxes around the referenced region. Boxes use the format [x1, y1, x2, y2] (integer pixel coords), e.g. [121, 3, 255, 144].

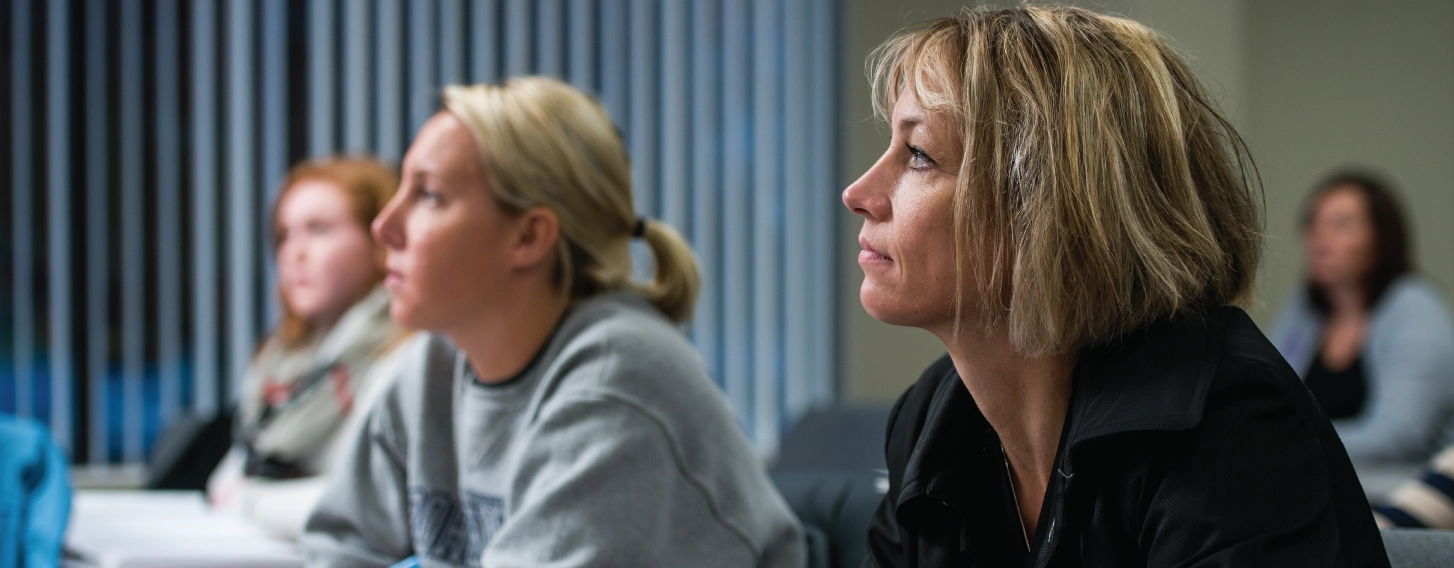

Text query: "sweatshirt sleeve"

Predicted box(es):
[1335, 284, 1454, 462]
[481, 395, 760, 568]
[301, 382, 415, 568]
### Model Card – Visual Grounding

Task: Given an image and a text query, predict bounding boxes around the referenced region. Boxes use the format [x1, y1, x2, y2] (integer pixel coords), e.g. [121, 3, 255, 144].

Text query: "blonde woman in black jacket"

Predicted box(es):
[846, 6, 1388, 567]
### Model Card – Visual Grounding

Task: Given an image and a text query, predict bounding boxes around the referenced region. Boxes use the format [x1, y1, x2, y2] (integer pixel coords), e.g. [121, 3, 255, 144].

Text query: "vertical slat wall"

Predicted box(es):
[10, 0, 36, 422]
[191, 0, 220, 421]
[750, 0, 782, 451]
[83, 0, 109, 466]
[155, 0, 183, 431]
[689, 0, 721, 422]
[440, 0, 466, 85]
[721, 0, 753, 440]
[810, 0, 838, 407]
[224, 0, 256, 411]
[118, 0, 145, 463]
[2, 0, 838, 461]
[376, 0, 405, 163]
[343, 0, 371, 154]
[261, 0, 288, 329]
[47, 0, 75, 454]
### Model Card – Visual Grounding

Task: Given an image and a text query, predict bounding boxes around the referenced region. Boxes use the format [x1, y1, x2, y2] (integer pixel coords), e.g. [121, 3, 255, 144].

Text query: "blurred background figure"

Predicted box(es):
[205, 157, 412, 541]
[1272, 172, 1454, 464]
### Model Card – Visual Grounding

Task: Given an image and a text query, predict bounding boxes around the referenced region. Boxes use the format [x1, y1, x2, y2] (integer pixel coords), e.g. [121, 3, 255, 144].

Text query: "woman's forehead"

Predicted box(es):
[404, 113, 477, 172]
[1316, 187, 1369, 215]
[892, 90, 956, 132]
[280, 180, 348, 212]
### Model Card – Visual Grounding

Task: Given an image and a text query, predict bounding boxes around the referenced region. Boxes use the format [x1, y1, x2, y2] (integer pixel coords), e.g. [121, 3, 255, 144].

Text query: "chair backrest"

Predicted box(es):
[144, 409, 233, 490]
[775, 405, 893, 471]
[771, 469, 885, 568]
[1383, 528, 1454, 568]
[800, 523, 832, 568]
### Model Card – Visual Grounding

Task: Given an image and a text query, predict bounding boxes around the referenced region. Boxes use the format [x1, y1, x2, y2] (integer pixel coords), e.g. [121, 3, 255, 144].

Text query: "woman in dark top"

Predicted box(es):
[1272, 174, 1454, 462]
[846, 6, 1389, 567]
[1305, 351, 1366, 419]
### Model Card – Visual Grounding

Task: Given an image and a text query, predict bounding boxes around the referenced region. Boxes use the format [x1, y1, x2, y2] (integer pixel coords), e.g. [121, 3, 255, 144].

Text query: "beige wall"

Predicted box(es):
[1245, 0, 1454, 329]
[839, 0, 971, 402]
[840, 0, 1454, 402]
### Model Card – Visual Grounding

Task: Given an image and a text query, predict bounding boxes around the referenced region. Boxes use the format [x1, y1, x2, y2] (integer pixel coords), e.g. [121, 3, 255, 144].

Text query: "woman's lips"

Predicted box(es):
[384, 269, 404, 288]
[858, 238, 892, 264]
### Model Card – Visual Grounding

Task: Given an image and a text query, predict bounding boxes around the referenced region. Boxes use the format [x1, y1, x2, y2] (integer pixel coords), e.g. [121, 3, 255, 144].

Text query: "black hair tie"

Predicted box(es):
[632, 217, 648, 238]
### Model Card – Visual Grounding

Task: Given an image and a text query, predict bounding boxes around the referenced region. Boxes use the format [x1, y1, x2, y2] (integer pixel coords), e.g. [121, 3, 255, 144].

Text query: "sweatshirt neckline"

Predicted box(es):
[460, 308, 570, 391]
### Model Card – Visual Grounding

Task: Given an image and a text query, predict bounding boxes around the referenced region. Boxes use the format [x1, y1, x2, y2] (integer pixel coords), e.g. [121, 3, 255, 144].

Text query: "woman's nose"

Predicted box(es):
[843, 155, 892, 222]
[372, 194, 404, 249]
[276, 240, 304, 272]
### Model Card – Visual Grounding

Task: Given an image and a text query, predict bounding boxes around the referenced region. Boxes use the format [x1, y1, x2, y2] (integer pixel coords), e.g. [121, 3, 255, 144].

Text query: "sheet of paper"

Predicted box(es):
[65, 490, 305, 568]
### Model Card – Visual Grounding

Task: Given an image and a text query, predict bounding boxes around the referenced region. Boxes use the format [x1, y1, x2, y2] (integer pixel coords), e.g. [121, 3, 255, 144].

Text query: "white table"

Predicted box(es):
[65, 490, 305, 568]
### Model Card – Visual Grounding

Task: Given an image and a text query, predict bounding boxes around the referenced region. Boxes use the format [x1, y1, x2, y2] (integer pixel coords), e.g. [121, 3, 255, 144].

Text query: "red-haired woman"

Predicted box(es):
[207, 158, 413, 541]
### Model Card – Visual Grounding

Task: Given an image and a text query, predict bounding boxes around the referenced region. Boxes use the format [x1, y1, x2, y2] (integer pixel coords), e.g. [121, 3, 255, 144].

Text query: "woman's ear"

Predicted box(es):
[510, 206, 561, 271]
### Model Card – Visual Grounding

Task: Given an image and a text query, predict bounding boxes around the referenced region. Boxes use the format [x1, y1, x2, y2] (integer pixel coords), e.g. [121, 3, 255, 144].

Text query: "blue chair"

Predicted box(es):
[0, 414, 71, 568]
[773, 405, 892, 568]
[771, 469, 884, 568]
[775, 405, 892, 471]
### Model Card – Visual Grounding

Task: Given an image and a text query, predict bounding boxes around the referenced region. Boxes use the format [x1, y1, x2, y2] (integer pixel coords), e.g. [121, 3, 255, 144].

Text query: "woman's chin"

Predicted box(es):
[860, 289, 915, 327]
[387, 303, 424, 329]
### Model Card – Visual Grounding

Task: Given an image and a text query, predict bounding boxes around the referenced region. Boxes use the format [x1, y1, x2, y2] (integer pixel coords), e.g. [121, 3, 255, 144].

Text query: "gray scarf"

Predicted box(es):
[239, 286, 402, 471]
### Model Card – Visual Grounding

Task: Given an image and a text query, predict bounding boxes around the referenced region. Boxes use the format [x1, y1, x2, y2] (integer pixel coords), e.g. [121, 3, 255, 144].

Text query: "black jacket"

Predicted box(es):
[867, 307, 1390, 567]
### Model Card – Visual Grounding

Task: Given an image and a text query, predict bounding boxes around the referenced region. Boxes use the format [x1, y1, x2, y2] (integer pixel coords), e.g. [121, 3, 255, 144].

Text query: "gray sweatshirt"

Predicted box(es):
[1271, 275, 1454, 462]
[301, 293, 805, 568]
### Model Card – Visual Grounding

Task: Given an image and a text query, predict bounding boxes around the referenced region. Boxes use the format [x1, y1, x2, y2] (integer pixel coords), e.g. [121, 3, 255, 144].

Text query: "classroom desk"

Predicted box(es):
[64, 490, 304, 568]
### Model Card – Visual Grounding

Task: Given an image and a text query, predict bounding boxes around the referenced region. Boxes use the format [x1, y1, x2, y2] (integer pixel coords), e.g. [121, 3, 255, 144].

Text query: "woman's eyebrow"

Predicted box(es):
[405, 168, 435, 184]
[894, 117, 924, 136]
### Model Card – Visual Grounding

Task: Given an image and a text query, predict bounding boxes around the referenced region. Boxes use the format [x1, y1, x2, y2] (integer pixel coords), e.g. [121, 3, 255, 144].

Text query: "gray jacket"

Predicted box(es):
[1271, 275, 1454, 463]
[302, 293, 805, 568]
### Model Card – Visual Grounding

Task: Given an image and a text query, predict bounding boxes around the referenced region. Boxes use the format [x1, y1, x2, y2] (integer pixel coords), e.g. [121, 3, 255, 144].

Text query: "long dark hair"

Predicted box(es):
[1303, 171, 1413, 314]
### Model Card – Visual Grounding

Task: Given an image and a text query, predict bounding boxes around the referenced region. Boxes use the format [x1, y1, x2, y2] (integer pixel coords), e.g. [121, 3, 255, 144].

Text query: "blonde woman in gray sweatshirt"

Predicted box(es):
[300, 77, 805, 568]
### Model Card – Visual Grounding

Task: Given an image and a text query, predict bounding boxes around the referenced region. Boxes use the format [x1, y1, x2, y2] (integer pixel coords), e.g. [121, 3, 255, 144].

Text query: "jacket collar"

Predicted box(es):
[893, 307, 1235, 526]
[1064, 307, 1226, 449]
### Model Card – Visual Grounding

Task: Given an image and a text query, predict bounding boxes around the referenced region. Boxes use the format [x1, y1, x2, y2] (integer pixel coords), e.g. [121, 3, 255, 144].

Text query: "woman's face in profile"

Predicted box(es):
[843, 90, 964, 331]
[1304, 186, 1375, 289]
[274, 180, 378, 329]
[372, 112, 521, 331]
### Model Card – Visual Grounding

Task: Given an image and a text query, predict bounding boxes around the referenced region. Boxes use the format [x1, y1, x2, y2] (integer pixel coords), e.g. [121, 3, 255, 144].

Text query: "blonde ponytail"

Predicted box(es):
[442, 77, 702, 324]
[635, 219, 701, 323]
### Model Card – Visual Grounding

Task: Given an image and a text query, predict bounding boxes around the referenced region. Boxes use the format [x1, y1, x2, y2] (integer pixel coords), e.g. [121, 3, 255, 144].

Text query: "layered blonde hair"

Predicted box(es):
[870, 6, 1262, 355]
[271, 157, 400, 348]
[442, 77, 701, 323]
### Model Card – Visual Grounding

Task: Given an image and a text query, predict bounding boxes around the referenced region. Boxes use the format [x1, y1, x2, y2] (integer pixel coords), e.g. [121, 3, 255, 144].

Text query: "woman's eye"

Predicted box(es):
[417, 187, 441, 204]
[307, 221, 331, 235]
[907, 144, 934, 170]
